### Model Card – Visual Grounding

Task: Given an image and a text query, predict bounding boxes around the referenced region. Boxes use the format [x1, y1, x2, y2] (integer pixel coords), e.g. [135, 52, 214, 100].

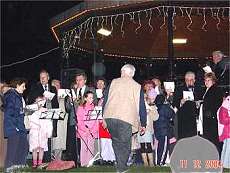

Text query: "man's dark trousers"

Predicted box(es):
[105, 118, 132, 173]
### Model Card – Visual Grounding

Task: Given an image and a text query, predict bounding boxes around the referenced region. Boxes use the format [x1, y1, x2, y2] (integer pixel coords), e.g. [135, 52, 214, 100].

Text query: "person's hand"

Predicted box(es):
[180, 98, 186, 106]
[102, 119, 107, 129]
[39, 107, 47, 112]
[139, 126, 146, 136]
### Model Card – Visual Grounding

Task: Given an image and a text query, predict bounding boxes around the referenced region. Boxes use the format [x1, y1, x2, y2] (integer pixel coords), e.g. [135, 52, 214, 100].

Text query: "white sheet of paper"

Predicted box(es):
[203, 66, 212, 73]
[163, 82, 175, 92]
[43, 91, 55, 100]
[87, 106, 103, 120]
[58, 89, 76, 99]
[40, 108, 63, 119]
[25, 104, 39, 111]
[183, 91, 194, 101]
[96, 89, 103, 99]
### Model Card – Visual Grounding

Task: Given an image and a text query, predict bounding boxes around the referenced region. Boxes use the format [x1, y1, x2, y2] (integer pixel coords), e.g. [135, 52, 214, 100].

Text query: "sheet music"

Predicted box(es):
[203, 65, 212, 73]
[40, 108, 65, 120]
[25, 104, 39, 111]
[96, 89, 103, 99]
[58, 89, 76, 99]
[163, 82, 175, 92]
[43, 91, 55, 100]
[87, 106, 103, 120]
[183, 91, 194, 101]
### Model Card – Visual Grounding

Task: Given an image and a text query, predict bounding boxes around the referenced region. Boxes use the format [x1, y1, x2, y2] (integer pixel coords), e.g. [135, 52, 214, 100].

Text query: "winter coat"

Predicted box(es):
[3, 89, 27, 138]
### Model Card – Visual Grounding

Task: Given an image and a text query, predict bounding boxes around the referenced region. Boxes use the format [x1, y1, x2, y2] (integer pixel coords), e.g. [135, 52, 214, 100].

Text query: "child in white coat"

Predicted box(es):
[28, 97, 53, 168]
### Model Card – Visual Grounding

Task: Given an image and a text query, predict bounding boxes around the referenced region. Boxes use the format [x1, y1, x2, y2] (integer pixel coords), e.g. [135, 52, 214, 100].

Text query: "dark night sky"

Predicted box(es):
[1, 1, 82, 82]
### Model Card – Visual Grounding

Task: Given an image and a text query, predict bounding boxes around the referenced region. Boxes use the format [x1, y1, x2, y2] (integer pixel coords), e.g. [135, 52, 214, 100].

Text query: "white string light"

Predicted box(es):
[172, 7, 176, 31]
[90, 17, 95, 39]
[202, 8, 207, 32]
[110, 16, 114, 36]
[105, 16, 108, 26]
[84, 19, 90, 39]
[115, 14, 119, 25]
[156, 7, 161, 16]
[135, 12, 142, 34]
[101, 16, 104, 28]
[97, 16, 100, 26]
[1, 47, 59, 69]
[180, 7, 184, 17]
[121, 14, 125, 38]
[60, 5, 229, 58]
[216, 8, 221, 30]
[145, 10, 148, 18]
[160, 6, 166, 30]
[185, 7, 193, 31]
[221, 8, 225, 19]
[78, 24, 82, 44]
[211, 8, 215, 19]
[148, 9, 153, 32]
[130, 12, 136, 24]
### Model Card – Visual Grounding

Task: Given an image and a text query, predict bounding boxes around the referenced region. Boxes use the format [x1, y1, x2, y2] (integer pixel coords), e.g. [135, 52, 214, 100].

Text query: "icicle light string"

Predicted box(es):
[105, 16, 108, 26]
[186, 7, 193, 32]
[121, 14, 125, 38]
[221, 8, 225, 19]
[84, 19, 90, 39]
[97, 16, 100, 26]
[62, 5, 229, 47]
[115, 15, 119, 25]
[110, 16, 114, 36]
[148, 9, 153, 32]
[180, 7, 184, 17]
[160, 6, 166, 30]
[211, 8, 215, 19]
[202, 8, 207, 32]
[135, 12, 142, 34]
[157, 7, 161, 16]
[172, 7, 176, 31]
[216, 8, 221, 30]
[101, 16, 104, 28]
[145, 10, 148, 18]
[90, 18, 94, 39]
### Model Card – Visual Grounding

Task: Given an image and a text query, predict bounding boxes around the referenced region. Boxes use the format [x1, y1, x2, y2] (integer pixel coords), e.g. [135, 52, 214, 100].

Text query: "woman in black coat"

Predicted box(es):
[202, 72, 223, 154]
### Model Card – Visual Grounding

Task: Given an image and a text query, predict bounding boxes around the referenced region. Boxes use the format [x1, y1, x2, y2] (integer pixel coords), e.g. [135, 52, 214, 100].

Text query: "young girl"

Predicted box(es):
[76, 91, 98, 167]
[154, 94, 175, 166]
[138, 89, 159, 166]
[218, 96, 230, 168]
[4, 78, 28, 172]
[28, 96, 53, 168]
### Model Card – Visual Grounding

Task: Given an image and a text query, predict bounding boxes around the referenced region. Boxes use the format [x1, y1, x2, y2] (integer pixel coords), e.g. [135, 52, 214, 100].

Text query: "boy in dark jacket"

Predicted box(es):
[154, 94, 175, 166]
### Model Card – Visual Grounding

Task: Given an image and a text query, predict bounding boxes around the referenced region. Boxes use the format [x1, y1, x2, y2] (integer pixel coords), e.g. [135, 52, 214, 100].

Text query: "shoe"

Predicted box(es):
[37, 162, 49, 169]
[117, 169, 129, 173]
[107, 161, 114, 166]
[4, 166, 15, 173]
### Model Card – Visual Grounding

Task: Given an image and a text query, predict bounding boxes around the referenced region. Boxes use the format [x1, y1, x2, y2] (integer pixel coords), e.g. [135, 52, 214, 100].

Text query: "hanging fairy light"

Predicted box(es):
[58, 4, 229, 58]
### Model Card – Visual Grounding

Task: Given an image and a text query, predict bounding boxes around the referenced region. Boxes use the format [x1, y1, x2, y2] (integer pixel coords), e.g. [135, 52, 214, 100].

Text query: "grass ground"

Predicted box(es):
[1, 166, 229, 173]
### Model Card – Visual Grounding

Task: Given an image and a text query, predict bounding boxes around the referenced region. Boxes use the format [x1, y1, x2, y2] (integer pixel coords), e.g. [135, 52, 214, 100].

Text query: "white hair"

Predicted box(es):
[185, 71, 195, 79]
[121, 64, 136, 77]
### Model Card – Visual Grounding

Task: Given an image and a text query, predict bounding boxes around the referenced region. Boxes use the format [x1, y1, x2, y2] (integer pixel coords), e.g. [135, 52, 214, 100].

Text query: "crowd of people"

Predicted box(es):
[0, 50, 229, 173]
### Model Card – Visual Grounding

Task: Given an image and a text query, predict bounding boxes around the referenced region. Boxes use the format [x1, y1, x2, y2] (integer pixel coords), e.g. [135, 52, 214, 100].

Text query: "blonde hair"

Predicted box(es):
[212, 50, 224, 57]
[204, 72, 217, 83]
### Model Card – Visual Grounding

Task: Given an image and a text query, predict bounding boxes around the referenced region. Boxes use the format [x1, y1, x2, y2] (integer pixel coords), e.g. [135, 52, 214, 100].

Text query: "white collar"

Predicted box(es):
[77, 85, 86, 96]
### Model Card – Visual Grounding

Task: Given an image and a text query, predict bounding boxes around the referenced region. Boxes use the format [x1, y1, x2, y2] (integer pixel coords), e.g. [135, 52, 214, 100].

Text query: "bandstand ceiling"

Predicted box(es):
[50, 1, 229, 59]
